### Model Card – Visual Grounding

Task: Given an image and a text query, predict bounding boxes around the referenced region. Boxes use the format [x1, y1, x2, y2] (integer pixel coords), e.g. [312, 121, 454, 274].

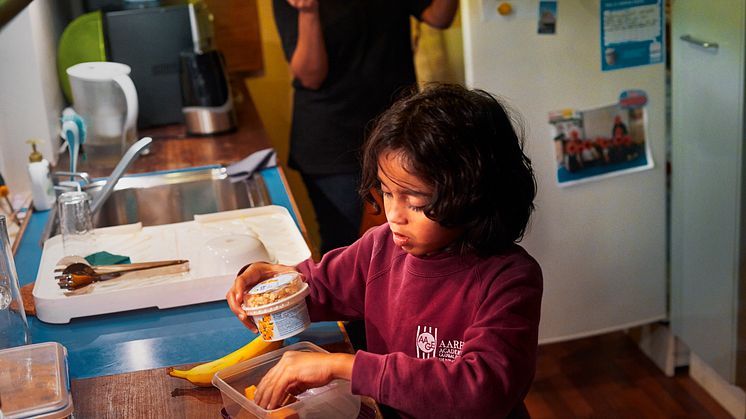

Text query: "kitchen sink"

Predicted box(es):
[41, 166, 270, 242]
[87, 167, 270, 228]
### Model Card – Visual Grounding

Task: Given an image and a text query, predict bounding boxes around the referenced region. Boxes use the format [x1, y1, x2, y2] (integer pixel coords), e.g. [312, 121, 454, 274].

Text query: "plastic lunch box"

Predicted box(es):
[212, 341, 360, 419]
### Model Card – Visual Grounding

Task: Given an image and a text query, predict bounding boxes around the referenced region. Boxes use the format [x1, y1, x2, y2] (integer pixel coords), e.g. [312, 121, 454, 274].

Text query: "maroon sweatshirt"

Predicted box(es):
[296, 224, 543, 418]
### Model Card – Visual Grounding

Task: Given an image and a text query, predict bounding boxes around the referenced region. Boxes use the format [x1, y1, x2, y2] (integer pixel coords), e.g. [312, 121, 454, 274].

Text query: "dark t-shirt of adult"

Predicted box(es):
[273, 0, 431, 175]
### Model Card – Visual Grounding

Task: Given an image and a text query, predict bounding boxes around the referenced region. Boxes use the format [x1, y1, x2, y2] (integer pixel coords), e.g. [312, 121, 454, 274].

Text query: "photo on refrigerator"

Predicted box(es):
[549, 95, 654, 187]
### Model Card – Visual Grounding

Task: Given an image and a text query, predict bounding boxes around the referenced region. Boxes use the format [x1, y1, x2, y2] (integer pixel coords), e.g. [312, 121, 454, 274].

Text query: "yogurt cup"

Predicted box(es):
[241, 272, 311, 341]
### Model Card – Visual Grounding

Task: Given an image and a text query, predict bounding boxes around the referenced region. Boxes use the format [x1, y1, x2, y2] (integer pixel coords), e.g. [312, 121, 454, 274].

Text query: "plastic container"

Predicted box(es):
[26, 140, 56, 212]
[212, 342, 360, 419]
[0, 342, 74, 419]
[242, 273, 311, 342]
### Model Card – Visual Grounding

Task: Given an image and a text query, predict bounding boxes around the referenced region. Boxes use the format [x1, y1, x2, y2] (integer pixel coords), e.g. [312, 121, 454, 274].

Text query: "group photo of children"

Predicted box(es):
[550, 101, 653, 186]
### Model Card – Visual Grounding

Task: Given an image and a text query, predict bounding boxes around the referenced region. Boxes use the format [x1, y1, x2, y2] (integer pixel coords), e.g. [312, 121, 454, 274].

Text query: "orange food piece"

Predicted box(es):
[245, 385, 257, 400]
[244, 384, 298, 418]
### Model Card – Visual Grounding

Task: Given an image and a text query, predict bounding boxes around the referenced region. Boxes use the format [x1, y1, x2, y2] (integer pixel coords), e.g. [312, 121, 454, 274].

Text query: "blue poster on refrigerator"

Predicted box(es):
[600, 0, 664, 71]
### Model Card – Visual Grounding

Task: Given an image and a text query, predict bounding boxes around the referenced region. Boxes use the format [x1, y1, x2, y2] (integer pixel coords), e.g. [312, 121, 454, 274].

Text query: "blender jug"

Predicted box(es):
[67, 62, 139, 169]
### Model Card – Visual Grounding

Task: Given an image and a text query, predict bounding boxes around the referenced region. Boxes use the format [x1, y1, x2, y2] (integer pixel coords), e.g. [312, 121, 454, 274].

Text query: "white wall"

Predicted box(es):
[0, 0, 67, 196]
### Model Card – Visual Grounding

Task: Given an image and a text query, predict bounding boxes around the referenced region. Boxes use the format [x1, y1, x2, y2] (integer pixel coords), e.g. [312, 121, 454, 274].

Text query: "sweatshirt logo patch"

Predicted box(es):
[416, 325, 437, 358]
[416, 325, 465, 362]
[437, 339, 464, 362]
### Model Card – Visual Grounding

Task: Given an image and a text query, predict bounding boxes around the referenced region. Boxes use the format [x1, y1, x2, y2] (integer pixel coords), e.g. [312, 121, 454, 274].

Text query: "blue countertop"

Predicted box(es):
[14, 166, 342, 380]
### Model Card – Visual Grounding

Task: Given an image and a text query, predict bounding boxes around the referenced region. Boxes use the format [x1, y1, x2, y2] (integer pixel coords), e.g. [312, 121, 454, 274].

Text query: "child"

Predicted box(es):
[226, 83, 542, 418]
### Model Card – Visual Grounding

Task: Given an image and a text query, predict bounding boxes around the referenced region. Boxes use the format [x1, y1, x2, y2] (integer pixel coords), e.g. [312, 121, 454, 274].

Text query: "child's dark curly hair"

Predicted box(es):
[360, 83, 536, 256]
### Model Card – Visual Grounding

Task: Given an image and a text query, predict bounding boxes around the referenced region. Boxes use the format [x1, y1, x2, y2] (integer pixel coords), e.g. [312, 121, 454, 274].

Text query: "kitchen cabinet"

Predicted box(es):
[204, 0, 263, 76]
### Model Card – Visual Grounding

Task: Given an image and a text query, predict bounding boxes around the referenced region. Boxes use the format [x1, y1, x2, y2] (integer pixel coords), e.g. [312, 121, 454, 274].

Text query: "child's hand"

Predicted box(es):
[226, 262, 298, 332]
[254, 351, 355, 410]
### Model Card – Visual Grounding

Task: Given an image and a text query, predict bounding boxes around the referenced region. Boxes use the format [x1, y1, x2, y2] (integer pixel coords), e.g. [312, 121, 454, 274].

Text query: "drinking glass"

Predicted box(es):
[0, 215, 30, 349]
[58, 191, 95, 256]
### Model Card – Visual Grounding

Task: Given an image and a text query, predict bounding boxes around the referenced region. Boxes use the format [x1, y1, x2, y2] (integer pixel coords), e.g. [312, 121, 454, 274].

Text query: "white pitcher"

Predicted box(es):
[67, 62, 139, 169]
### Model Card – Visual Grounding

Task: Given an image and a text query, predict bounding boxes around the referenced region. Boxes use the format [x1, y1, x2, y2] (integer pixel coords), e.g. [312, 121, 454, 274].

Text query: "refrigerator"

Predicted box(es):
[461, 0, 667, 343]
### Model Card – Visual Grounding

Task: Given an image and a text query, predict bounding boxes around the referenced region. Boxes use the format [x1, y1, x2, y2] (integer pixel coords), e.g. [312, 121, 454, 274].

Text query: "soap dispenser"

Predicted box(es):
[26, 140, 56, 211]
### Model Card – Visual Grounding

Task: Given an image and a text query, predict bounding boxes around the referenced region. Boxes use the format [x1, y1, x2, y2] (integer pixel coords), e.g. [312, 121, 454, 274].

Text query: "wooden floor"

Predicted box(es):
[525, 332, 733, 418]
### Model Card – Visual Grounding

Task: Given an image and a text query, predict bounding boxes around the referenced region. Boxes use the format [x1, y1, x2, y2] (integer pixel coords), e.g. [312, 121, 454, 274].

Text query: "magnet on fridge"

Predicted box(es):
[538, 0, 557, 35]
[497, 2, 512, 16]
[619, 90, 648, 109]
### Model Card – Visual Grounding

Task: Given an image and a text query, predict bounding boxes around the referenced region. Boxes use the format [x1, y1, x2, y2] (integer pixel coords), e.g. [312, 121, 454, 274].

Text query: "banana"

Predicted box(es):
[169, 336, 282, 387]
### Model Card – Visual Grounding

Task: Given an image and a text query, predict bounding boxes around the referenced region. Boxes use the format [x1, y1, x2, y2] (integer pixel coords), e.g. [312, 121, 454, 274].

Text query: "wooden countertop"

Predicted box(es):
[69, 342, 382, 418]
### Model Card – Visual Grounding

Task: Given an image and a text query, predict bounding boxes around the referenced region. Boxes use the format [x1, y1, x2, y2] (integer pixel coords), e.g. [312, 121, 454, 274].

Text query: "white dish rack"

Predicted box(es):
[33, 205, 311, 324]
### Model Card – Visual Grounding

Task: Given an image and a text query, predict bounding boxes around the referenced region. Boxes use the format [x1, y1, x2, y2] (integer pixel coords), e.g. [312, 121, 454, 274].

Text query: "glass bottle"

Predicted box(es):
[0, 215, 30, 348]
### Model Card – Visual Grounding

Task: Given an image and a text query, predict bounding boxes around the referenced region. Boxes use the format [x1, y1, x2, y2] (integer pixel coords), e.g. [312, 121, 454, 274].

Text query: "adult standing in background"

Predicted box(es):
[273, 0, 459, 255]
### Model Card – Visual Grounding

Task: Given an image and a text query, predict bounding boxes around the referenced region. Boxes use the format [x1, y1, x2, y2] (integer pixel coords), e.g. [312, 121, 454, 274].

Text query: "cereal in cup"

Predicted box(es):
[242, 272, 311, 341]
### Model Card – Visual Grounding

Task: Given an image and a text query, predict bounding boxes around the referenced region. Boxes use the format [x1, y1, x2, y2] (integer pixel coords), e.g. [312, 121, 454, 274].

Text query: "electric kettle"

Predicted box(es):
[67, 62, 139, 169]
[179, 49, 235, 135]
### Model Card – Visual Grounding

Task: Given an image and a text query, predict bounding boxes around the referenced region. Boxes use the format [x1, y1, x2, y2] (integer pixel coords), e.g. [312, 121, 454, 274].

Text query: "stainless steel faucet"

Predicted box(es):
[89, 137, 152, 214]
[40, 137, 153, 244]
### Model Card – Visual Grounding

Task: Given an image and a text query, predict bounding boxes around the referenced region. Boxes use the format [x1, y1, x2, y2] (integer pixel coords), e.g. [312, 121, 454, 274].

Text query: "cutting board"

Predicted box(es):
[33, 205, 310, 324]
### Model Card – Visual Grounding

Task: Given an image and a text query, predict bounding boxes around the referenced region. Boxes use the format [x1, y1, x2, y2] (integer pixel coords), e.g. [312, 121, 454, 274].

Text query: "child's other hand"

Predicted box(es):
[254, 351, 355, 410]
[225, 262, 298, 332]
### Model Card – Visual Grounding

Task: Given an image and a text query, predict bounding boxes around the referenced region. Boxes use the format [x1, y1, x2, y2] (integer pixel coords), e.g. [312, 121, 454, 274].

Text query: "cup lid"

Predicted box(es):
[66, 62, 131, 81]
[247, 272, 299, 295]
[242, 273, 310, 316]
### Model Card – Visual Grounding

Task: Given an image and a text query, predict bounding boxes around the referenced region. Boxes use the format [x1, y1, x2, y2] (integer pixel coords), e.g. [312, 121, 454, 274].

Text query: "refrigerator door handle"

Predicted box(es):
[679, 34, 719, 50]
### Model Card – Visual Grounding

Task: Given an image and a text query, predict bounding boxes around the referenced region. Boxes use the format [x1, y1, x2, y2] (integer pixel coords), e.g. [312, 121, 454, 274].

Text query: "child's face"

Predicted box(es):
[377, 151, 462, 256]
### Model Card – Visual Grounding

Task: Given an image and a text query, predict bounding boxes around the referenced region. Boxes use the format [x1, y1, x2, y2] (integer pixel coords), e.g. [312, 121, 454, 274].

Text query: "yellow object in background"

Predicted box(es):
[0, 178, 9, 199]
[0, 173, 10, 199]
[0, 173, 19, 224]
[412, 10, 465, 87]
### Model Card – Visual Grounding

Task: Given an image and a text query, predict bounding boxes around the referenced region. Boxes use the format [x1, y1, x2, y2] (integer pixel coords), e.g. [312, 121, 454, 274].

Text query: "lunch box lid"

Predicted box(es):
[0, 342, 74, 419]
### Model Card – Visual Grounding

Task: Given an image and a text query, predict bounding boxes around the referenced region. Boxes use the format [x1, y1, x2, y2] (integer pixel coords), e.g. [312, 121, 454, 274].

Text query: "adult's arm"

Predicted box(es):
[420, 0, 459, 29]
[286, 0, 328, 89]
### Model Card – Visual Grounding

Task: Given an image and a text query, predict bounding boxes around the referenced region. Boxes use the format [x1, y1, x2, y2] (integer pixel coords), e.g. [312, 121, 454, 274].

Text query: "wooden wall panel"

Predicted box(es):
[204, 0, 263, 76]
